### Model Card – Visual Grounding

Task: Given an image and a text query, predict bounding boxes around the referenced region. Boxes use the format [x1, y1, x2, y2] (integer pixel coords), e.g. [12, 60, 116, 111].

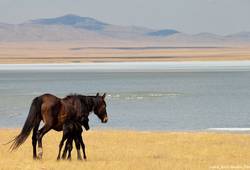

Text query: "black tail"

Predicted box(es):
[10, 97, 42, 151]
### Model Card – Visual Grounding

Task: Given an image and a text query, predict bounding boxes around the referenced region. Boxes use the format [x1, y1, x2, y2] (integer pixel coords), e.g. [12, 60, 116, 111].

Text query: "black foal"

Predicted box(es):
[57, 116, 89, 160]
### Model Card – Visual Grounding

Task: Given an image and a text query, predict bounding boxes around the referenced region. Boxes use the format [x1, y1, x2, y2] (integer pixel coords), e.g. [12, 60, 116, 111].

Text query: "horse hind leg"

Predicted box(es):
[32, 120, 40, 160]
[37, 125, 51, 159]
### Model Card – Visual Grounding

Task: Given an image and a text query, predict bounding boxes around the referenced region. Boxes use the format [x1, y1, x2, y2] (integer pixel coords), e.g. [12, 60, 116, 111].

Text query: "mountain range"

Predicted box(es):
[0, 14, 249, 45]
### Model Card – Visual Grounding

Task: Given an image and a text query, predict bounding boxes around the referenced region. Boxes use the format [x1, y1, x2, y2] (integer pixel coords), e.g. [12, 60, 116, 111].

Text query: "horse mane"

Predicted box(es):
[65, 93, 99, 101]
[64, 93, 82, 99]
[63, 93, 96, 113]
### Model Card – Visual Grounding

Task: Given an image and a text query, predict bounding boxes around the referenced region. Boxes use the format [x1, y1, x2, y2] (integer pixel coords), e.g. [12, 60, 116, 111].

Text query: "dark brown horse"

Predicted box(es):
[10, 93, 108, 159]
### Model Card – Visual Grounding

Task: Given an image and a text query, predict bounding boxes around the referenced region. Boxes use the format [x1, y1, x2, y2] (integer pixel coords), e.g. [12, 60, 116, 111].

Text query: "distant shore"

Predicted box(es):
[1, 129, 250, 170]
[1, 42, 250, 64]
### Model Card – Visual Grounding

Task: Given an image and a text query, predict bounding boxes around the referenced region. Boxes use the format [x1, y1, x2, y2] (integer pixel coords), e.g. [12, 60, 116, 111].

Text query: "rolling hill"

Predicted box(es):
[0, 14, 249, 45]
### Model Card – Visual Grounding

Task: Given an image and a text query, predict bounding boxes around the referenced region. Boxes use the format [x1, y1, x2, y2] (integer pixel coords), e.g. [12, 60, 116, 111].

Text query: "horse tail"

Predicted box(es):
[10, 97, 42, 151]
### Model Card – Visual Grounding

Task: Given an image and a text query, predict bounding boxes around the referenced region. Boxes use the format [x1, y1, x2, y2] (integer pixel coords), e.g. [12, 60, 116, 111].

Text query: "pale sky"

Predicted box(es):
[0, 0, 249, 35]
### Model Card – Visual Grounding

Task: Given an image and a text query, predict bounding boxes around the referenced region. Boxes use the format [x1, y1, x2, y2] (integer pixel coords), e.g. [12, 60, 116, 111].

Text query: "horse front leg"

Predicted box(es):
[37, 125, 51, 159]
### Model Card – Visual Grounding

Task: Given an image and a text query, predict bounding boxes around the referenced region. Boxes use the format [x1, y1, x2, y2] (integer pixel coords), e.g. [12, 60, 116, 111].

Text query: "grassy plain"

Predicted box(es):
[0, 129, 250, 170]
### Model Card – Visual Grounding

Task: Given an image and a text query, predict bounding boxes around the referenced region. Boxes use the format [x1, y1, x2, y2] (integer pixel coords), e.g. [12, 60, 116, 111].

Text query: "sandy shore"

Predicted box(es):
[0, 129, 250, 170]
[1, 61, 250, 72]
[1, 42, 250, 64]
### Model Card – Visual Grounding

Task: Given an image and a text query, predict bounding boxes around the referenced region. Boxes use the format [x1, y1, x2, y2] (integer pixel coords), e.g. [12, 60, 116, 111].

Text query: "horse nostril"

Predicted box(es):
[102, 117, 108, 123]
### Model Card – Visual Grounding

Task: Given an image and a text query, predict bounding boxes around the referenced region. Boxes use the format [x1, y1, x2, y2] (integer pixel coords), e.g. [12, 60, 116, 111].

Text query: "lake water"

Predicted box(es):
[0, 68, 250, 131]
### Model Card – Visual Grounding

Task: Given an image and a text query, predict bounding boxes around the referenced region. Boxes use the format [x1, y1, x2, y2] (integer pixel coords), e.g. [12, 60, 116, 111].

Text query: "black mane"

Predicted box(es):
[63, 93, 96, 115]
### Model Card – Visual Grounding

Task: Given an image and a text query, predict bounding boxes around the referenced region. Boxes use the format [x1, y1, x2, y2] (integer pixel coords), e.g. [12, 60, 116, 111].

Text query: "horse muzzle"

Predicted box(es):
[102, 116, 108, 123]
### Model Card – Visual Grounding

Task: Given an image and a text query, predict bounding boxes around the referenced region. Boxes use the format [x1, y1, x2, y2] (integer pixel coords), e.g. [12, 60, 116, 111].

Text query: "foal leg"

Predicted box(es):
[66, 138, 73, 160]
[79, 134, 87, 160]
[62, 138, 71, 159]
[37, 125, 51, 159]
[74, 137, 82, 160]
[57, 134, 67, 160]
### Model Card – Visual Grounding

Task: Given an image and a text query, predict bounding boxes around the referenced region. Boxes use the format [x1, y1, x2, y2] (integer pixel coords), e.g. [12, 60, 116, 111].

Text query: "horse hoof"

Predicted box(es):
[37, 148, 43, 159]
[38, 152, 43, 159]
[62, 155, 66, 160]
[38, 154, 42, 160]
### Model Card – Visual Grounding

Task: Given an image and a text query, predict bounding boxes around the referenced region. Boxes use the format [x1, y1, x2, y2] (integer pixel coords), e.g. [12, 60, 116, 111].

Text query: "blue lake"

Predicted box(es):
[0, 70, 250, 131]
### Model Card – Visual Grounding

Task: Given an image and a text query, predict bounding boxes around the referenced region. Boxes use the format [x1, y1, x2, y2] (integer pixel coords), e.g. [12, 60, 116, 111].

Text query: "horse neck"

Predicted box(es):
[80, 96, 96, 115]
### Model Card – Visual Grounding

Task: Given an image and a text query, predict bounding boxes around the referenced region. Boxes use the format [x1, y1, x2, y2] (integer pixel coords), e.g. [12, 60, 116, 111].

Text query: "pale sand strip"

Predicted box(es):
[1, 42, 250, 63]
[208, 128, 250, 132]
[1, 61, 250, 71]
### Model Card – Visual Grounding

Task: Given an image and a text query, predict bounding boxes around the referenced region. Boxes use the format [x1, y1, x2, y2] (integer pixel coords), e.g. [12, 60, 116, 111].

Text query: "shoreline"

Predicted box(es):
[1, 60, 250, 71]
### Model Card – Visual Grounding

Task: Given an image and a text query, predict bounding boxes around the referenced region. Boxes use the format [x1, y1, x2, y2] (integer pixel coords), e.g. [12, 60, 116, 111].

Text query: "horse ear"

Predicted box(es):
[96, 93, 100, 97]
[102, 93, 106, 99]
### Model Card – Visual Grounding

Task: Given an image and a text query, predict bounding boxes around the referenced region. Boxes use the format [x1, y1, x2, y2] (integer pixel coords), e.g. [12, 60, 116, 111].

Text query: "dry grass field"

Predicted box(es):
[0, 129, 250, 170]
[1, 42, 250, 63]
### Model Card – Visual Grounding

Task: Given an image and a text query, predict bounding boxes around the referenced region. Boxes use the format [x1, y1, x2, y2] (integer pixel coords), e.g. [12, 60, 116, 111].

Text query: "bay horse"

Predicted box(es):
[10, 93, 108, 159]
[57, 116, 89, 160]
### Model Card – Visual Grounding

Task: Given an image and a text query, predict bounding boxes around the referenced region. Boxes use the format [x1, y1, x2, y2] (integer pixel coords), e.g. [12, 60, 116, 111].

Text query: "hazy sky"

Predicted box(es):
[0, 0, 249, 35]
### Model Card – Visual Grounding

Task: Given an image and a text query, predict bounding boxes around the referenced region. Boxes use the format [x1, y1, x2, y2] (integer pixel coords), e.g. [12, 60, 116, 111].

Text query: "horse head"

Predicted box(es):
[93, 93, 108, 123]
[80, 116, 89, 130]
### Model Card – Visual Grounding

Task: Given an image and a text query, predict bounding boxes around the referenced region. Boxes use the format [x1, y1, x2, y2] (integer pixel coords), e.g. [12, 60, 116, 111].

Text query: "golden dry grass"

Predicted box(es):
[1, 42, 250, 63]
[0, 129, 250, 170]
